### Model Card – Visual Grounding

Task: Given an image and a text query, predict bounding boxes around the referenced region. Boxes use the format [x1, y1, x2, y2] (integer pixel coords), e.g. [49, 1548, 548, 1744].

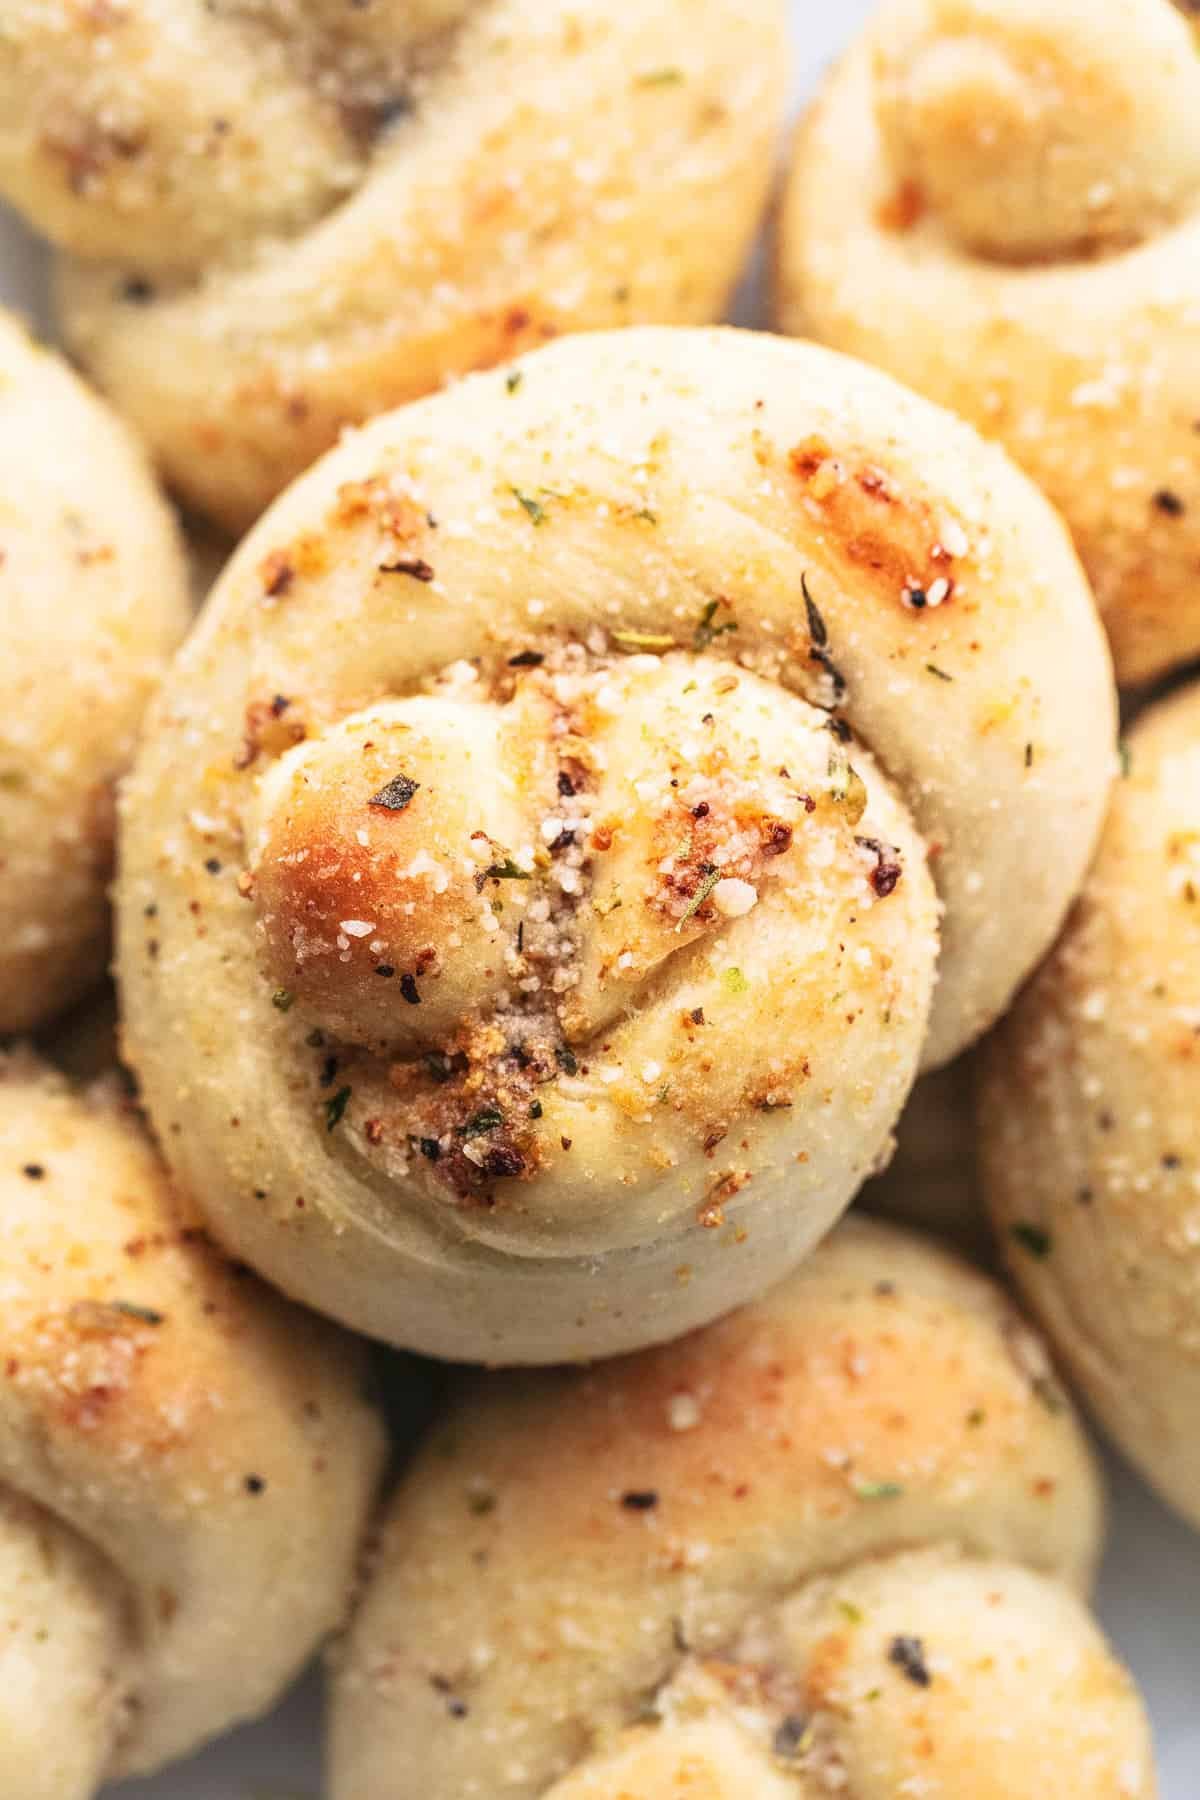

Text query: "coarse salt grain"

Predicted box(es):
[712, 878, 757, 918]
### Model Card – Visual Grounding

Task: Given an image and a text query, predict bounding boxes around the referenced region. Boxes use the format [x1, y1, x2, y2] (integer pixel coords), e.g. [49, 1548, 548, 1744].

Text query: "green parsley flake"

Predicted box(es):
[854, 1479, 904, 1502]
[1010, 1222, 1052, 1259]
[510, 487, 546, 525]
[324, 1086, 352, 1132]
[112, 1300, 165, 1326]
[675, 862, 721, 932]
[458, 1107, 504, 1139]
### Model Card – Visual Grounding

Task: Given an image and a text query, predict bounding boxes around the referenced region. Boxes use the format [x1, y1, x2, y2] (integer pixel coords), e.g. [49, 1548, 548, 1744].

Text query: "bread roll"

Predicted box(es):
[331, 1217, 1153, 1800]
[0, 0, 787, 530]
[980, 679, 1200, 1531]
[116, 328, 1115, 1361]
[776, 0, 1200, 685]
[0, 1049, 387, 1794]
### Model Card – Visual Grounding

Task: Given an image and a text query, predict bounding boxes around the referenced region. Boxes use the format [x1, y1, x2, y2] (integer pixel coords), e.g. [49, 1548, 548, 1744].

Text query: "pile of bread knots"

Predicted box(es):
[0, 0, 1193, 1793]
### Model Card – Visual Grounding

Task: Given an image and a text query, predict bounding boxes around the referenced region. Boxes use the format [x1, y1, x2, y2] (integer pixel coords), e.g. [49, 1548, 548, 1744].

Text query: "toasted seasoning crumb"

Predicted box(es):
[690, 1007, 705, 1025]
[1011, 1222, 1052, 1259]
[400, 974, 421, 1006]
[259, 550, 294, 598]
[418, 1138, 441, 1162]
[889, 1635, 931, 1687]
[508, 649, 544, 667]
[375, 964, 395, 979]
[467, 1484, 496, 1514]
[121, 275, 155, 303]
[368, 773, 419, 812]
[1153, 489, 1186, 517]
[773, 1715, 812, 1760]
[425, 1049, 468, 1084]
[324, 1087, 352, 1132]
[506, 371, 523, 393]
[21, 1163, 44, 1180]
[1025, 742, 1034, 768]
[855, 836, 903, 897]
[620, 1490, 659, 1510]
[967, 1406, 986, 1427]
[484, 1145, 526, 1178]
[555, 1045, 579, 1075]
[271, 988, 295, 1011]
[379, 553, 435, 582]
[204, 856, 222, 874]
[529, 1099, 543, 1119]
[925, 662, 953, 682]
[244, 1475, 266, 1495]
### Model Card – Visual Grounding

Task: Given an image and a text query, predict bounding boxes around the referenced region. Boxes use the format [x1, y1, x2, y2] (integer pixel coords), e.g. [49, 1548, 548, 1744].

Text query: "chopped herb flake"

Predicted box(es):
[802, 571, 828, 648]
[324, 1086, 352, 1132]
[505, 371, 523, 393]
[612, 628, 676, 652]
[889, 1635, 931, 1688]
[511, 487, 546, 526]
[773, 1715, 812, 1760]
[112, 1301, 165, 1326]
[457, 1107, 504, 1139]
[271, 988, 295, 1012]
[676, 861, 721, 931]
[637, 66, 684, 85]
[485, 858, 530, 881]
[1118, 738, 1132, 778]
[693, 598, 737, 650]
[925, 662, 954, 682]
[854, 1479, 904, 1501]
[620, 1489, 659, 1510]
[369, 773, 419, 812]
[1010, 1222, 1052, 1259]
[722, 966, 749, 995]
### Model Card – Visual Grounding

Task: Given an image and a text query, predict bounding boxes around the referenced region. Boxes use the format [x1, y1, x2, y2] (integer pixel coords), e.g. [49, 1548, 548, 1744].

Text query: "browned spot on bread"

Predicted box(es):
[876, 179, 927, 233]
[788, 438, 965, 613]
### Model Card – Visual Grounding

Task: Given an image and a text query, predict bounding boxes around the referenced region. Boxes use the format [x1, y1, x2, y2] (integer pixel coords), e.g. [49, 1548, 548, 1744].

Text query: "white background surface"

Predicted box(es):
[0, 1, 1195, 1793]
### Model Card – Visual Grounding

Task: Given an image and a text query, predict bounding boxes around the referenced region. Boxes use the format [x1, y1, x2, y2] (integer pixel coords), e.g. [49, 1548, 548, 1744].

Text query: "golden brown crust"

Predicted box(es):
[0, 0, 788, 529]
[0, 1050, 387, 1786]
[979, 679, 1200, 1530]
[331, 1218, 1154, 1799]
[115, 329, 1115, 1362]
[776, 0, 1200, 686]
